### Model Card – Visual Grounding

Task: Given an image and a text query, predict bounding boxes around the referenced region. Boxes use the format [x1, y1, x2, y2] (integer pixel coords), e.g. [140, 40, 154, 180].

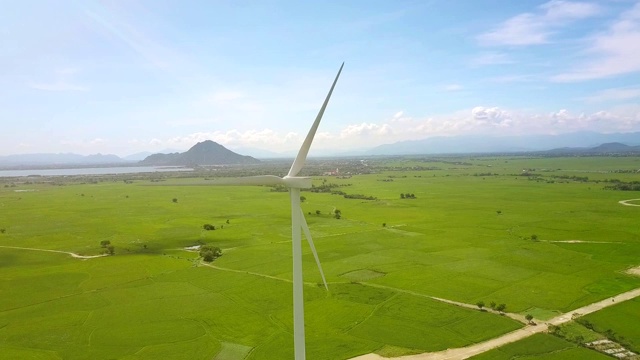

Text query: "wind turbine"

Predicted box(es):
[196, 63, 343, 359]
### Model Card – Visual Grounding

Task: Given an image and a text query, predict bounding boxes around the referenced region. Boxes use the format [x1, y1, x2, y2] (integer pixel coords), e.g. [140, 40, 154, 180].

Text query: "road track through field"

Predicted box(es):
[619, 198, 640, 207]
[350, 287, 640, 360]
[0, 245, 107, 259]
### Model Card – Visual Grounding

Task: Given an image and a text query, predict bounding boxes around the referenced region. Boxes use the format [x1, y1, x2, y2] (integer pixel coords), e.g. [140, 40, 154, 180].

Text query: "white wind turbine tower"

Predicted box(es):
[202, 63, 343, 359]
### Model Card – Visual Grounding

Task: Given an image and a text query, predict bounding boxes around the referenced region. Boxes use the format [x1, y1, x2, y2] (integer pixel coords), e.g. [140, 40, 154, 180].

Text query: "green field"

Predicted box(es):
[1, 156, 639, 359]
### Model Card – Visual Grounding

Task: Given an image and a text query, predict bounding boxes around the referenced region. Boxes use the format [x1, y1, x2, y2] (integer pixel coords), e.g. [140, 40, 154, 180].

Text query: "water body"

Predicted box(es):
[0, 166, 193, 177]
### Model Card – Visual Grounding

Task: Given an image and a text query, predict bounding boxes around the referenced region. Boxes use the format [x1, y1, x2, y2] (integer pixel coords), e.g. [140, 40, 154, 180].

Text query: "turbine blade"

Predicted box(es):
[300, 207, 328, 290]
[148, 175, 285, 187]
[288, 62, 344, 177]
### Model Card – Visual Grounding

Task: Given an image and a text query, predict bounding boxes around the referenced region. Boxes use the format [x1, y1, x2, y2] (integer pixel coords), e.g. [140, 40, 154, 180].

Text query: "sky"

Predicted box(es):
[2, 0, 640, 157]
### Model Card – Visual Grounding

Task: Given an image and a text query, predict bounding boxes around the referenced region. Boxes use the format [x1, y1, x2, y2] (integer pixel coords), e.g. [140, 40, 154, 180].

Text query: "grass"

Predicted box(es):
[1, 155, 639, 359]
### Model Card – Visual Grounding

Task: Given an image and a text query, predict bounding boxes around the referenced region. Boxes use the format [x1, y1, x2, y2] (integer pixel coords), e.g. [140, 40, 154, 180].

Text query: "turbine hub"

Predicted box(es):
[283, 176, 312, 189]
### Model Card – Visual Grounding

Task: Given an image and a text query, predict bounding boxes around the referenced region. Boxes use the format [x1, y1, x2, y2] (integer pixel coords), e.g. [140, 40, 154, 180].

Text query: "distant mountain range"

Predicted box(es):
[0, 153, 125, 167]
[139, 140, 260, 166]
[366, 131, 640, 155]
[544, 142, 640, 155]
[2, 132, 639, 168]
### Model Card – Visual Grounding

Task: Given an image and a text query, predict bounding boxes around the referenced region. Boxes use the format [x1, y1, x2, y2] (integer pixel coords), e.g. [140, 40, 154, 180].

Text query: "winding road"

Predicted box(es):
[619, 198, 640, 207]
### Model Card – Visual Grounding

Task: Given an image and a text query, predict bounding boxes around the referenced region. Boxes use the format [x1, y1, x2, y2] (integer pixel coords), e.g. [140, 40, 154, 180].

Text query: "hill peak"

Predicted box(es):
[140, 141, 260, 166]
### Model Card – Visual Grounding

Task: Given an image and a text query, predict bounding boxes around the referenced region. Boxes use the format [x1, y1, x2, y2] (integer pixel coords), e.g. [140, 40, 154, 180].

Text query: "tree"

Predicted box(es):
[476, 301, 485, 310]
[400, 193, 405, 199]
[525, 314, 534, 323]
[226, 219, 230, 224]
[203, 224, 215, 231]
[382, 223, 386, 227]
[300, 196, 306, 202]
[531, 234, 538, 241]
[100, 240, 111, 248]
[172, 198, 178, 203]
[334, 209, 341, 219]
[489, 301, 496, 310]
[1, 228, 6, 234]
[199, 244, 222, 262]
[106, 245, 115, 255]
[315, 210, 321, 215]
[496, 210, 502, 215]
[496, 303, 506, 313]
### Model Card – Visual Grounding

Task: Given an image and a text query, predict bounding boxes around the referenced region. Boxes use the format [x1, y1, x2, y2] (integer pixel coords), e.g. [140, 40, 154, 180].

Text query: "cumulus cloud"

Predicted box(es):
[133, 105, 640, 154]
[552, 2, 640, 81]
[471, 106, 511, 125]
[478, 0, 600, 46]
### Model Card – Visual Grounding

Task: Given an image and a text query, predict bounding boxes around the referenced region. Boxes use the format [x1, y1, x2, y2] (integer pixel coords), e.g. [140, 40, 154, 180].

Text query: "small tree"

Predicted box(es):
[496, 210, 502, 215]
[531, 234, 538, 241]
[315, 210, 321, 215]
[496, 303, 506, 313]
[226, 219, 230, 224]
[203, 224, 215, 231]
[100, 240, 111, 248]
[489, 301, 496, 310]
[382, 223, 386, 227]
[400, 193, 405, 199]
[476, 301, 485, 310]
[106, 245, 115, 255]
[334, 209, 341, 219]
[300, 196, 306, 203]
[525, 314, 534, 323]
[200, 245, 222, 262]
[1, 228, 6, 234]
[172, 198, 178, 203]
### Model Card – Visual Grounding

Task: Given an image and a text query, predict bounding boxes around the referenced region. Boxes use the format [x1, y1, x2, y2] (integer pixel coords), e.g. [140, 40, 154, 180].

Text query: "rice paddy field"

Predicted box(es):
[1, 155, 639, 359]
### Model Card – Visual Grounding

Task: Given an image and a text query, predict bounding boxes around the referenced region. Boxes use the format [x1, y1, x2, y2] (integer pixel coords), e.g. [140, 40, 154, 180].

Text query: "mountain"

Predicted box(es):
[545, 142, 640, 155]
[367, 132, 640, 155]
[139, 140, 260, 166]
[123, 151, 153, 161]
[0, 153, 125, 167]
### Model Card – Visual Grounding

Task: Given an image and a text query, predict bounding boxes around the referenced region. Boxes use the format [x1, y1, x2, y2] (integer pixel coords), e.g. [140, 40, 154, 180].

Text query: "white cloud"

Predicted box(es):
[553, 2, 640, 81]
[478, 0, 600, 46]
[471, 106, 511, 125]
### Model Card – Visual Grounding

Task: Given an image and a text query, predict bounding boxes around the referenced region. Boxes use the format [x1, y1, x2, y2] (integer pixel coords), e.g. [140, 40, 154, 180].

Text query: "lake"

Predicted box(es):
[0, 166, 193, 177]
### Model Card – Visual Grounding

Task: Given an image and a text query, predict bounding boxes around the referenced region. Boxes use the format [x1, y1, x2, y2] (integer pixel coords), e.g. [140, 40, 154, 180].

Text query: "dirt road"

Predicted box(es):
[619, 199, 640, 207]
[351, 287, 640, 360]
[0, 245, 107, 259]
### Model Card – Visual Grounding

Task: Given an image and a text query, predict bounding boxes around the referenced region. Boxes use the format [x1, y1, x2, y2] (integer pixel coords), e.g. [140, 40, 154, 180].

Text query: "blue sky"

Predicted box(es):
[2, 0, 639, 156]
